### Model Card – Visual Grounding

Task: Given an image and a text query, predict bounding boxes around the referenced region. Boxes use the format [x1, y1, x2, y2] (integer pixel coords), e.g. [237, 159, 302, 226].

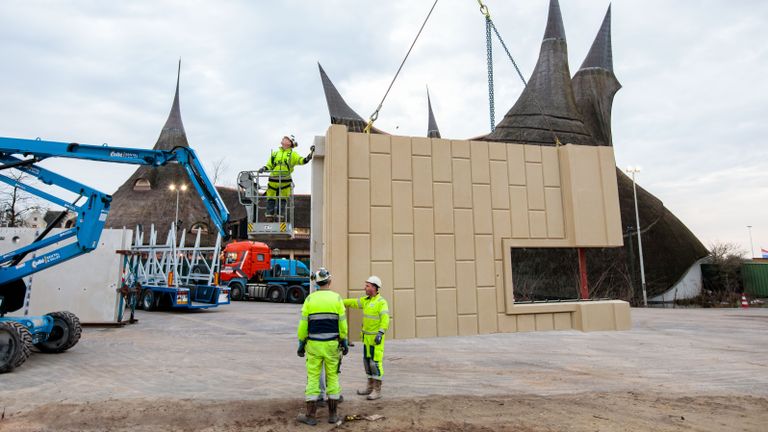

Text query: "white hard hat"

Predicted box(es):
[311, 267, 332, 286]
[366, 275, 382, 289]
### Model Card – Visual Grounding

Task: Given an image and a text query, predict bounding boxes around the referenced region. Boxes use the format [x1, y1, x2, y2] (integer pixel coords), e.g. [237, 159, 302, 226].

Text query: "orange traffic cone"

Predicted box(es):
[741, 293, 749, 309]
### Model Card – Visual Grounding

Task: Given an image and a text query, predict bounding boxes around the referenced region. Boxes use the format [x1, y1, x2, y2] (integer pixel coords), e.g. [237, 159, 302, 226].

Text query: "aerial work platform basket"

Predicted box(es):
[237, 171, 295, 239]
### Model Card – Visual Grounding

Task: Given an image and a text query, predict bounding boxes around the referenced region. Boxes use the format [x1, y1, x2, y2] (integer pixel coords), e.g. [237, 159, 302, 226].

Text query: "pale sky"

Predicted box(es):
[0, 0, 766, 255]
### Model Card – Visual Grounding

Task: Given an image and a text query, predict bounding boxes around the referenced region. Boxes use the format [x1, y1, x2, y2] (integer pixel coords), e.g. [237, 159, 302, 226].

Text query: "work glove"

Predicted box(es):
[374, 331, 384, 345]
[310, 145, 315, 154]
[297, 340, 306, 357]
[340, 339, 349, 356]
[257, 166, 266, 174]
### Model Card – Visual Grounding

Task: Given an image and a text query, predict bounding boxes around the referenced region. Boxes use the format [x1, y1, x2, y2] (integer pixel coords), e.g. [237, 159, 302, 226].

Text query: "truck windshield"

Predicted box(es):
[225, 252, 239, 265]
[296, 265, 309, 277]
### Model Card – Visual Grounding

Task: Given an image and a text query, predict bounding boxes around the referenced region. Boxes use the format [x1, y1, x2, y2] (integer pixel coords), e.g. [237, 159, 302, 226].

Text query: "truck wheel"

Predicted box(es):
[267, 285, 285, 303]
[141, 289, 157, 311]
[0, 321, 30, 373]
[35, 311, 82, 353]
[286, 285, 306, 304]
[229, 283, 243, 301]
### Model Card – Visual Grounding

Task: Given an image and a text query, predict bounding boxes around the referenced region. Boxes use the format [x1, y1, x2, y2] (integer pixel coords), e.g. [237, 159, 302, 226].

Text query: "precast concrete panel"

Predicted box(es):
[348, 179, 370, 234]
[392, 181, 414, 234]
[413, 208, 435, 261]
[470, 140, 490, 184]
[391, 136, 412, 181]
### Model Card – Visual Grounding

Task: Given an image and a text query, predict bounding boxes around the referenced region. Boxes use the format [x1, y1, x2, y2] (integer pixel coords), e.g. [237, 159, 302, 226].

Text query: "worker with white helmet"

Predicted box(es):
[343, 275, 390, 400]
[296, 267, 348, 425]
[258, 135, 314, 219]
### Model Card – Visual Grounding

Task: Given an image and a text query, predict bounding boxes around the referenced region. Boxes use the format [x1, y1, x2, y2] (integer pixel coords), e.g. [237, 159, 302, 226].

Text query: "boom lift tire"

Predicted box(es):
[267, 285, 285, 303]
[286, 285, 306, 304]
[229, 282, 244, 301]
[0, 321, 30, 373]
[35, 311, 82, 353]
[7, 321, 32, 368]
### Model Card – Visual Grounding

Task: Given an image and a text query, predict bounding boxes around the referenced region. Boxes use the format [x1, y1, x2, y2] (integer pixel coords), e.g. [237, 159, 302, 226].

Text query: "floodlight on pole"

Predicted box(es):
[169, 183, 188, 230]
[747, 225, 754, 258]
[625, 166, 647, 307]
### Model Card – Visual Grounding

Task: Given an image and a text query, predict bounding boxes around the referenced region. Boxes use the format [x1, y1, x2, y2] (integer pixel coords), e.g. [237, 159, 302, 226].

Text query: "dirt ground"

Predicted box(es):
[2, 392, 767, 432]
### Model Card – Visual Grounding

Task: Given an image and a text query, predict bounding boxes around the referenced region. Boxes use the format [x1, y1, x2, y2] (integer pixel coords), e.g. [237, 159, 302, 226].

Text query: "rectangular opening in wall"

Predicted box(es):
[509, 248, 581, 301]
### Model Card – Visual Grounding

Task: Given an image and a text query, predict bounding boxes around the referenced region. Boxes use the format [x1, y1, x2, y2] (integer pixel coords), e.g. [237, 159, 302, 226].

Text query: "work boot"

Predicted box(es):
[367, 380, 381, 400]
[327, 399, 340, 424]
[296, 401, 318, 426]
[357, 378, 374, 396]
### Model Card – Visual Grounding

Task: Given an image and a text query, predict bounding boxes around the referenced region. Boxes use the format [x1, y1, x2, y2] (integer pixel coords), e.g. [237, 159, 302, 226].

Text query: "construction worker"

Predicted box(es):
[343, 275, 389, 400]
[296, 268, 348, 425]
[258, 135, 314, 218]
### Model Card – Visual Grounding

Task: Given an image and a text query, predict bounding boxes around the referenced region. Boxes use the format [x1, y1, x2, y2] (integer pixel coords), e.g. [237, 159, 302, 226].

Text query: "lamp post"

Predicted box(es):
[168, 183, 188, 229]
[625, 166, 647, 307]
[747, 225, 755, 258]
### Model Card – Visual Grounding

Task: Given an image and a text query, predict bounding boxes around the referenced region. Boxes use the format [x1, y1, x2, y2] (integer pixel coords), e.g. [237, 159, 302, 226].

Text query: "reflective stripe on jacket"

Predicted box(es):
[298, 289, 348, 342]
[265, 147, 308, 178]
[343, 294, 390, 336]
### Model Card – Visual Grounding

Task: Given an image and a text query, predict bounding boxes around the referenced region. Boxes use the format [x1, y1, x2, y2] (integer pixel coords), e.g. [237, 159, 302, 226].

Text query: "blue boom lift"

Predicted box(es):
[0, 136, 229, 373]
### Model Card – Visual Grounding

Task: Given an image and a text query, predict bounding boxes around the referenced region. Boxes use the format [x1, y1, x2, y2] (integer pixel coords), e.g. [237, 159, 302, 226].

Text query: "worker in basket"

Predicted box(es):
[258, 135, 314, 219]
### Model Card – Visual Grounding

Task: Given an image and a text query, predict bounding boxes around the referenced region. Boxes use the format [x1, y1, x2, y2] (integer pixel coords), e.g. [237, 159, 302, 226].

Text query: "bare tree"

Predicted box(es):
[706, 241, 747, 294]
[0, 171, 45, 227]
[209, 157, 229, 185]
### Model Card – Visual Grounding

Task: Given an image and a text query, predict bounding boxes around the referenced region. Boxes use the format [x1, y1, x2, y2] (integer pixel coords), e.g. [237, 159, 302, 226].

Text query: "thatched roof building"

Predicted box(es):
[104, 67, 245, 244]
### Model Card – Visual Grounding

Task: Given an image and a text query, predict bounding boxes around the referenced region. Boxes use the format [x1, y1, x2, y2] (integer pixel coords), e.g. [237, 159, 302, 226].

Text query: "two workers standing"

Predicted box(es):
[297, 269, 390, 425]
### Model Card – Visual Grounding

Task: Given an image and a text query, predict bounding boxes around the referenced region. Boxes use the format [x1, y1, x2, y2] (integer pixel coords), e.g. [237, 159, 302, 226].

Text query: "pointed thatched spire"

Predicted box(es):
[318, 63, 368, 133]
[482, 0, 592, 146]
[426, 87, 441, 138]
[155, 59, 188, 150]
[572, 5, 621, 146]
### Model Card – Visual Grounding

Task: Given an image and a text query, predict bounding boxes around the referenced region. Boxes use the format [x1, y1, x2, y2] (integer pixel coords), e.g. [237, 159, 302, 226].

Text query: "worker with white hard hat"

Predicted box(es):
[343, 275, 390, 400]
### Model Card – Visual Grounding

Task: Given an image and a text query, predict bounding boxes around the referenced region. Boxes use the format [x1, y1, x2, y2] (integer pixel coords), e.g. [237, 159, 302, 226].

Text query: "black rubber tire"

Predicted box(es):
[229, 283, 243, 301]
[286, 285, 306, 304]
[267, 285, 285, 303]
[141, 289, 157, 311]
[7, 322, 32, 368]
[0, 321, 29, 373]
[35, 311, 82, 353]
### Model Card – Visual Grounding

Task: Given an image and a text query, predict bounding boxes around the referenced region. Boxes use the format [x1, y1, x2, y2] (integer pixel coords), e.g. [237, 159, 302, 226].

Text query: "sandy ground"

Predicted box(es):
[1, 304, 767, 431]
[3, 393, 767, 431]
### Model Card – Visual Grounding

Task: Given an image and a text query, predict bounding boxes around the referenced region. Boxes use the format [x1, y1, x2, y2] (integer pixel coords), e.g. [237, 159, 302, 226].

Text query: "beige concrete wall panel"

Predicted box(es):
[433, 183, 454, 234]
[488, 142, 507, 161]
[348, 179, 370, 234]
[497, 313, 517, 333]
[474, 235, 495, 287]
[394, 289, 416, 339]
[348, 133, 370, 179]
[525, 162, 545, 210]
[599, 147, 623, 246]
[414, 208, 435, 261]
[613, 301, 632, 330]
[412, 156, 434, 207]
[452, 159, 473, 208]
[559, 145, 609, 246]
[456, 261, 477, 314]
[490, 161, 510, 210]
[370, 153, 392, 206]
[454, 210, 475, 261]
[529, 210, 547, 238]
[494, 260, 505, 313]
[524, 144, 542, 163]
[435, 235, 456, 288]
[470, 141, 490, 184]
[544, 187, 565, 239]
[393, 235, 415, 289]
[416, 316, 437, 338]
[391, 136, 412, 181]
[369, 133, 391, 154]
[472, 185, 493, 235]
[451, 140, 470, 158]
[348, 308, 363, 342]
[326, 126, 348, 293]
[414, 261, 436, 317]
[517, 314, 536, 332]
[458, 314, 479, 336]
[554, 312, 572, 330]
[436, 288, 458, 336]
[477, 287, 498, 334]
[432, 139, 452, 182]
[541, 146, 561, 187]
[492, 210, 511, 259]
[507, 145, 526, 185]
[509, 186, 530, 238]
[412, 137, 431, 156]
[348, 235, 370, 294]
[392, 181, 414, 234]
[370, 207, 393, 261]
[535, 313, 555, 331]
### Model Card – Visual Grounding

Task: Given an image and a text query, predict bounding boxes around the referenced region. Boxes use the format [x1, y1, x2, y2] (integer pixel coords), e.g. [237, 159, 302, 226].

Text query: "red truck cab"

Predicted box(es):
[219, 241, 272, 283]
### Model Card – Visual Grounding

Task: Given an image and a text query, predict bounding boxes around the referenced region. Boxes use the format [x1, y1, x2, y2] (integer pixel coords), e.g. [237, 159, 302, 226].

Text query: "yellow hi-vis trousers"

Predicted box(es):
[305, 340, 341, 401]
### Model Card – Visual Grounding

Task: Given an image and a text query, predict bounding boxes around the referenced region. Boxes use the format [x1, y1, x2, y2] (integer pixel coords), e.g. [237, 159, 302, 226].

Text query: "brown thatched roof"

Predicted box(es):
[105, 65, 231, 245]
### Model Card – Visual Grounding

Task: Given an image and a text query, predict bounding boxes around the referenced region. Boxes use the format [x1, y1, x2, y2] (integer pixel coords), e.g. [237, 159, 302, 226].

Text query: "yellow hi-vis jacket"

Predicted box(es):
[343, 294, 390, 342]
[298, 289, 348, 342]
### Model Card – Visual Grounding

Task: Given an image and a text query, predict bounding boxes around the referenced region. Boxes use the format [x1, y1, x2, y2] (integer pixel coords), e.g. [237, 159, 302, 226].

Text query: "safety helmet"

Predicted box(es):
[365, 275, 382, 290]
[283, 134, 298, 148]
[311, 267, 331, 286]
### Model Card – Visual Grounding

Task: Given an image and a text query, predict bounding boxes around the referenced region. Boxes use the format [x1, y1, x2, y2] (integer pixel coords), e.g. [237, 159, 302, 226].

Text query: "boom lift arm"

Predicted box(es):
[0, 136, 229, 297]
